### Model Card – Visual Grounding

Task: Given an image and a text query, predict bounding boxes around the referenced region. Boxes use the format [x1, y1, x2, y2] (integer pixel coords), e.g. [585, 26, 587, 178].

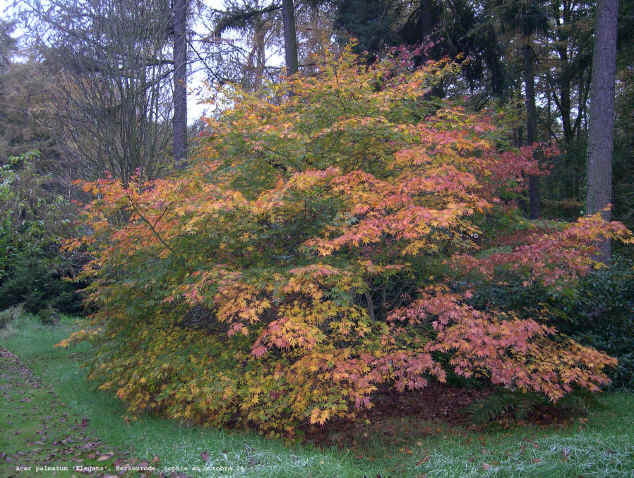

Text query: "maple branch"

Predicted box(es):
[365, 292, 376, 322]
[152, 202, 173, 230]
[332, 64, 351, 114]
[127, 196, 191, 270]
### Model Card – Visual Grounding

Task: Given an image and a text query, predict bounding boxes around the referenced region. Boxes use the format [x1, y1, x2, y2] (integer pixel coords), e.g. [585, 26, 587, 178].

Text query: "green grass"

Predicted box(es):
[1, 313, 633, 477]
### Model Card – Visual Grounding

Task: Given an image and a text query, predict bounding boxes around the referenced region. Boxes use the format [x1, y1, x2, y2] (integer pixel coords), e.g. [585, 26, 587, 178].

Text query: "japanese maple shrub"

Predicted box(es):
[60, 47, 632, 437]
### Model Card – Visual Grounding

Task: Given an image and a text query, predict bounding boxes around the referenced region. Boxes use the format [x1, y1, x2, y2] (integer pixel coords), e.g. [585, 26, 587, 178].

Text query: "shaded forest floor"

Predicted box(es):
[1, 314, 633, 477]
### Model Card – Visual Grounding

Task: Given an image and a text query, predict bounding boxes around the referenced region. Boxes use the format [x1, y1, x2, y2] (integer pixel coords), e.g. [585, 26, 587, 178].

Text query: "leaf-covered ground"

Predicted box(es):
[1, 314, 633, 477]
[0, 346, 174, 478]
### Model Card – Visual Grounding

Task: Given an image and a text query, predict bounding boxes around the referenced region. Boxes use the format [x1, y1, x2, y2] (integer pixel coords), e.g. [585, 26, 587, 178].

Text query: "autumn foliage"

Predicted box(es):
[60, 47, 632, 437]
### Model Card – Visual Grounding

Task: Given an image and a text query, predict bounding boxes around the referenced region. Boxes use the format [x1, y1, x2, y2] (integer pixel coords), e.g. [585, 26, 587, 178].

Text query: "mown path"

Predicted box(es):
[0, 347, 187, 478]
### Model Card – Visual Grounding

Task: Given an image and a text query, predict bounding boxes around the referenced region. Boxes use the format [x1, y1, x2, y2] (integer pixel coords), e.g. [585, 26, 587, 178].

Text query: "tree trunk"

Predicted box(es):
[255, 21, 266, 89]
[554, 0, 573, 146]
[307, 1, 321, 74]
[173, 0, 188, 164]
[523, 42, 540, 220]
[419, 0, 438, 43]
[282, 0, 299, 75]
[586, 0, 618, 263]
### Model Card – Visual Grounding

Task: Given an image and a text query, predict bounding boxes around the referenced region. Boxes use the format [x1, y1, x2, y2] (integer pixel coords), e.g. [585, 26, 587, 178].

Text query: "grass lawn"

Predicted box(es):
[1, 314, 633, 477]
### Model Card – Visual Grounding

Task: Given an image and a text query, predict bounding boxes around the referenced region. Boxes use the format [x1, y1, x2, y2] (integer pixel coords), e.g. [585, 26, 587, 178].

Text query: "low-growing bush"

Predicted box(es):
[549, 257, 634, 389]
[465, 257, 634, 389]
[464, 388, 598, 425]
[60, 47, 632, 438]
[0, 248, 83, 315]
[0, 152, 83, 315]
[0, 305, 22, 329]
